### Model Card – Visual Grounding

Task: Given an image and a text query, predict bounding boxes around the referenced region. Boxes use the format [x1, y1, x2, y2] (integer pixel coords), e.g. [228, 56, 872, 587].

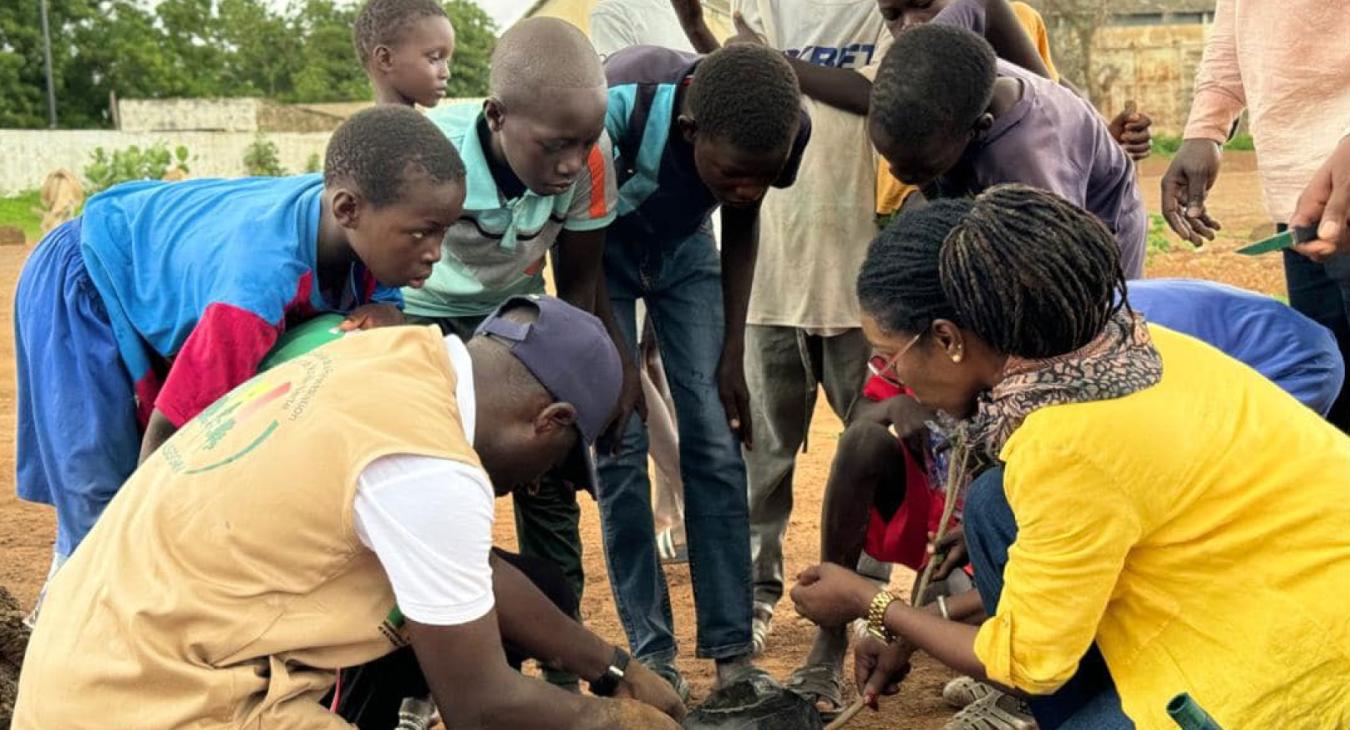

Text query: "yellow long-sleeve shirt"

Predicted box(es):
[974, 325, 1350, 728]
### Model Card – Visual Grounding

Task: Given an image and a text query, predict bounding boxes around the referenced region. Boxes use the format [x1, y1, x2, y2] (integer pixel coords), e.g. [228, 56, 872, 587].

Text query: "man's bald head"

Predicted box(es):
[489, 17, 605, 107]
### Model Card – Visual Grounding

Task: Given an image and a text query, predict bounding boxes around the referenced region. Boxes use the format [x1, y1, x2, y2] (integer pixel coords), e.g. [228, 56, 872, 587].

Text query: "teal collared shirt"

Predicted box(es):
[403, 102, 618, 319]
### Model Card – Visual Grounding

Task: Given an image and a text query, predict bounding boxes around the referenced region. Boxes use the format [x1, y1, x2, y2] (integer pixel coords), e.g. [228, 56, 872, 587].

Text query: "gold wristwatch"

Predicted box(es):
[866, 590, 897, 642]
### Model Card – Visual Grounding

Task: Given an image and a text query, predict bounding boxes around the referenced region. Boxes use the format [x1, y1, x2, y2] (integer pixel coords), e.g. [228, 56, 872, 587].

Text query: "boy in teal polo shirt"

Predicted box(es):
[399, 21, 625, 687]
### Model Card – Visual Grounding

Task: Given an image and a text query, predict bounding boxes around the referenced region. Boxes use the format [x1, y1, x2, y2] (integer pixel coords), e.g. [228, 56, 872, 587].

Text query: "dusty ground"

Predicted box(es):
[0, 153, 1280, 728]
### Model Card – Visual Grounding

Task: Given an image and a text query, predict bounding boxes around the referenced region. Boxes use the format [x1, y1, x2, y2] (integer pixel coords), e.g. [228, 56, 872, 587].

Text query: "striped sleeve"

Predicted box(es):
[563, 130, 619, 231]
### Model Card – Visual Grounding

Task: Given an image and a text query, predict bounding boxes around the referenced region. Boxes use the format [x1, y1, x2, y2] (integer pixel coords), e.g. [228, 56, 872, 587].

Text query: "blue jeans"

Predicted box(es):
[1282, 247, 1350, 432]
[963, 467, 1134, 730]
[596, 223, 753, 662]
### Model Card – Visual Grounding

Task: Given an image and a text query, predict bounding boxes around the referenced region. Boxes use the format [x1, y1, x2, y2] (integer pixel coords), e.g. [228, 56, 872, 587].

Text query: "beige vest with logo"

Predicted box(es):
[14, 325, 478, 729]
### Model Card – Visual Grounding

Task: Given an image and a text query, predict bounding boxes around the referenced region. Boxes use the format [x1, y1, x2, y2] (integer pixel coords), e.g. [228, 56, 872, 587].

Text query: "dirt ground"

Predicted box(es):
[0, 153, 1282, 728]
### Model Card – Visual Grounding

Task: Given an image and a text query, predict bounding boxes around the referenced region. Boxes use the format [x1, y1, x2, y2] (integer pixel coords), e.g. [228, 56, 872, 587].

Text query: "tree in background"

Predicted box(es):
[1036, 0, 1113, 103]
[0, 0, 496, 128]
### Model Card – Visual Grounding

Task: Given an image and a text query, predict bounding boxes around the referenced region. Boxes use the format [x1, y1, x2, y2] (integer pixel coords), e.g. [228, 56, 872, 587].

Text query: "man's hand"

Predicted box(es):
[1108, 101, 1152, 161]
[602, 357, 647, 454]
[339, 303, 404, 331]
[581, 698, 682, 730]
[1161, 139, 1224, 246]
[853, 635, 914, 710]
[927, 527, 968, 581]
[790, 563, 877, 628]
[717, 347, 753, 449]
[1291, 134, 1350, 261]
[613, 659, 687, 722]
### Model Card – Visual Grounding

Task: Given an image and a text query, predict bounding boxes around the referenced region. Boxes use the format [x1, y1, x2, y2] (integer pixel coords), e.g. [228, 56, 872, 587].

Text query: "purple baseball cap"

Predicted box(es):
[475, 294, 621, 493]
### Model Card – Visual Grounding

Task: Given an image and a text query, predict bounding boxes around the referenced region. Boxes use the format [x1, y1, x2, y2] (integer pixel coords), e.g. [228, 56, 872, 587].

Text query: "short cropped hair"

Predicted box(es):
[353, 0, 449, 67]
[870, 24, 997, 146]
[324, 106, 465, 206]
[688, 44, 801, 154]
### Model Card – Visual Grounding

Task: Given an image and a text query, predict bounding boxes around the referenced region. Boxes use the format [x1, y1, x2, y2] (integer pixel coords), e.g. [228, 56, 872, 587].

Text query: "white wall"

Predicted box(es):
[119, 98, 263, 132]
[0, 130, 332, 194]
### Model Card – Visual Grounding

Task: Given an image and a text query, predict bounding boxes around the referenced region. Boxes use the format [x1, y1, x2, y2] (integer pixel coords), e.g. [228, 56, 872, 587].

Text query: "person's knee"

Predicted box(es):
[836, 420, 901, 466]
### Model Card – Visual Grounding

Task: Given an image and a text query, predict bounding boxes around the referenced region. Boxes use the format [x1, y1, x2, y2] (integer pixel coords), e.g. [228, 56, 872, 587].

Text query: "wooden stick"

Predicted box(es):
[823, 698, 867, 730]
[826, 435, 971, 730]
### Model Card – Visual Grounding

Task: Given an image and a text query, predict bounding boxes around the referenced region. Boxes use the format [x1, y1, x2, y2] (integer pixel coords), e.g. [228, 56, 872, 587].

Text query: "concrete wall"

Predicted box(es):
[119, 98, 263, 132]
[1091, 24, 1209, 136]
[0, 130, 330, 194]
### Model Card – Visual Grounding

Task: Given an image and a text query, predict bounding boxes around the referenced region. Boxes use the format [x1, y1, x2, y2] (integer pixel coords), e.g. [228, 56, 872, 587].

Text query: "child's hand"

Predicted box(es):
[927, 527, 968, 581]
[1108, 101, 1152, 161]
[727, 11, 767, 46]
[717, 351, 753, 449]
[338, 303, 404, 331]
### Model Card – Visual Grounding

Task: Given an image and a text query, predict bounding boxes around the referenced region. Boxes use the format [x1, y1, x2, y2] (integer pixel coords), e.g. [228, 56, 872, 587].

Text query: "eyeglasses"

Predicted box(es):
[866, 332, 922, 388]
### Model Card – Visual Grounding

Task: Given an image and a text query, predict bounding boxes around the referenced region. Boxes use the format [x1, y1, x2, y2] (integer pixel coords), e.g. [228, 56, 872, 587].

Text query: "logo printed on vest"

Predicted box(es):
[160, 352, 335, 474]
[379, 605, 411, 648]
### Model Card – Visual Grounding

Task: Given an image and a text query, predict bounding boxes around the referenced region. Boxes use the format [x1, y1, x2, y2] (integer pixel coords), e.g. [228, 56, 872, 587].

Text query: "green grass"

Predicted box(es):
[1150, 132, 1256, 158]
[0, 190, 43, 243]
[1146, 213, 1172, 259]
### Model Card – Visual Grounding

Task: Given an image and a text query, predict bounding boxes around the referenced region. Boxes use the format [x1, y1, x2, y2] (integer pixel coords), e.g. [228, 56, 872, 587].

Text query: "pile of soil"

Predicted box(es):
[0, 586, 31, 726]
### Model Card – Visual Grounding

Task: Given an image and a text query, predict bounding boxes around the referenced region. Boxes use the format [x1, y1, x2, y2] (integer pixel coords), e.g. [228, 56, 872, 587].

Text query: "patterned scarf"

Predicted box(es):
[967, 311, 1163, 461]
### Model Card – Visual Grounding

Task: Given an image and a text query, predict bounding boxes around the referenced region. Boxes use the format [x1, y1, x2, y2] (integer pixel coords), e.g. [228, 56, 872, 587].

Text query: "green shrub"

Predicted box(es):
[1150, 134, 1183, 157]
[1224, 133, 1255, 151]
[1150, 132, 1254, 157]
[304, 152, 322, 174]
[0, 190, 43, 242]
[1146, 213, 1171, 259]
[243, 135, 287, 177]
[84, 143, 190, 193]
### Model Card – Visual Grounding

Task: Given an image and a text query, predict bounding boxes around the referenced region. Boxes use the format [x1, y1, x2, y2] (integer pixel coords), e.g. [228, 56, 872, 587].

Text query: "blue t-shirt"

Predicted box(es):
[1131, 279, 1345, 416]
[603, 45, 813, 243]
[80, 174, 401, 426]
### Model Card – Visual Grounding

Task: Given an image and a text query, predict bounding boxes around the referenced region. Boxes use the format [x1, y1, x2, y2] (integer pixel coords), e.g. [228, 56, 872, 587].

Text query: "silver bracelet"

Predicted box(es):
[937, 594, 950, 621]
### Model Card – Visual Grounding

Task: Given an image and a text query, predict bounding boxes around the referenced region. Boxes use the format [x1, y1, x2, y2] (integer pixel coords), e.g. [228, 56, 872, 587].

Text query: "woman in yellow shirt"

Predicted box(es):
[791, 185, 1350, 728]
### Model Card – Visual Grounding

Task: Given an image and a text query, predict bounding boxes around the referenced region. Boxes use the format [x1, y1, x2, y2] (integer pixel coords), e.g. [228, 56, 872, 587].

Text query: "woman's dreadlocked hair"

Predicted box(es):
[857, 185, 1129, 359]
[858, 198, 971, 337]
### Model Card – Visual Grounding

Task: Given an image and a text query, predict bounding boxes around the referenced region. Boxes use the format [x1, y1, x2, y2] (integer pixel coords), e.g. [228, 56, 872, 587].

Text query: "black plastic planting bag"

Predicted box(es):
[682, 678, 823, 730]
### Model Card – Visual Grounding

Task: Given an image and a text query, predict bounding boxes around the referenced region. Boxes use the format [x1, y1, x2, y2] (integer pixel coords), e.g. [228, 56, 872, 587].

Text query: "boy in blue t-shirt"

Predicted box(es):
[14, 107, 466, 576]
[596, 42, 811, 697]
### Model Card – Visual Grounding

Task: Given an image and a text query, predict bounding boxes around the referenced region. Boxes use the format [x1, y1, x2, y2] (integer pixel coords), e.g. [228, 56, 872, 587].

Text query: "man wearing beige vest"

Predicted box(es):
[14, 295, 683, 729]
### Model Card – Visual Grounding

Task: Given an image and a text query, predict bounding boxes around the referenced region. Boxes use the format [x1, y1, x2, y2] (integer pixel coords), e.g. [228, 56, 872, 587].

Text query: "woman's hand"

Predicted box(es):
[790, 563, 879, 628]
[853, 635, 914, 710]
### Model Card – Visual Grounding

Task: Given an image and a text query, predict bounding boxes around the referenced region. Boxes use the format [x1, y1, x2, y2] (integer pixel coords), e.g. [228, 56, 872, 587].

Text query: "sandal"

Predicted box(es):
[751, 604, 773, 656]
[943, 690, 1038, 730]
[656, 528, 688, 564]
[943, 676, 998, 709]
[784, 663, 846, 721]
